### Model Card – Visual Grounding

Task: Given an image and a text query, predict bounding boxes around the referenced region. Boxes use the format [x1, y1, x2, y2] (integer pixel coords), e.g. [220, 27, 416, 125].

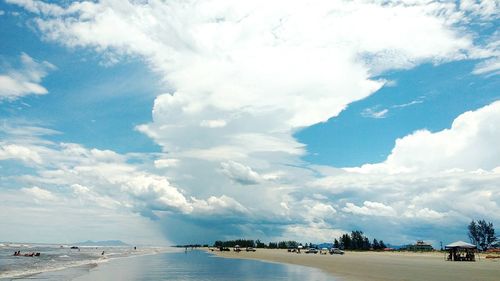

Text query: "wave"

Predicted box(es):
[0, 257, 108, 279]
[0, 247, 171, 279]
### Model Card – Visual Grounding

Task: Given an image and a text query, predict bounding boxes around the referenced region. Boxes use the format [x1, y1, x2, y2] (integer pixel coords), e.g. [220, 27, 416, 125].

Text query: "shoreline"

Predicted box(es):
[0, 247, 175, 281]
[206, 248, 500, 281]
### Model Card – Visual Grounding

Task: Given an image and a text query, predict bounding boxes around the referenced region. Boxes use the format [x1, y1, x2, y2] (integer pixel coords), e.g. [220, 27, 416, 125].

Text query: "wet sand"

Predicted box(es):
[209, 249, 500, 281]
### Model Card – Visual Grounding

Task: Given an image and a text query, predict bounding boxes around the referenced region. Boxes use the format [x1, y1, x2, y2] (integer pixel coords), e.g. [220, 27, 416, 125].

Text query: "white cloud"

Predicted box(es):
[21, 186, 56, 201]
[343, 201, 397, 217]
[403, 207, 446, 220]
[349, 101, 500, 174]
[154, 158, 179, 168]
[0, 53, 55, 100]
[473, 57, 500, 75]
[308, 202, 337, 220]
[361, 107, 389, 119]
[220, 160, 262, 185]
[191, 195, 249, 216]
[1, 131, 251, 223]
[0, 143, 43, 164]
[6, 0, 65, 15]
[308, 101, 500, 242]
[200, 119, 227, 128]
[10, 0, 474, 126]
[459, 0, 499, 20]
[392, 100, 424, 108]
[0, 190, 167, 245]
[4, 0, 500, 243]
[280, 223, 344, 243]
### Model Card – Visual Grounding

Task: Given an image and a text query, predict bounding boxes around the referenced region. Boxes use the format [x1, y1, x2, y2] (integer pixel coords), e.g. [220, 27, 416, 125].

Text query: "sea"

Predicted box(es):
[0, 244, 334, 280]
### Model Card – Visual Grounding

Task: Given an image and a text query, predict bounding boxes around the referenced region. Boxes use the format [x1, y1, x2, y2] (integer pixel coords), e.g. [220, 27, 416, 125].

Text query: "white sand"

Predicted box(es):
[209, 249, 500, 281]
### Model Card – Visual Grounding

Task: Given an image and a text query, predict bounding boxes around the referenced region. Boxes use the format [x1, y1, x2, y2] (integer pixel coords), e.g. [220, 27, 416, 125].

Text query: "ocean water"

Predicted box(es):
[0, 243, 164, 280]
[0, 246, 335, 280]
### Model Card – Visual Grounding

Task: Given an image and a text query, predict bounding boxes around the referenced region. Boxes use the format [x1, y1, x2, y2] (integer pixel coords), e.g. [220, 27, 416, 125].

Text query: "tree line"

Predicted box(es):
[209, 220, 499, 252]
[213, 239, 300, 249]
[213, 233, 388, 251]
[334, 230, 387, 250]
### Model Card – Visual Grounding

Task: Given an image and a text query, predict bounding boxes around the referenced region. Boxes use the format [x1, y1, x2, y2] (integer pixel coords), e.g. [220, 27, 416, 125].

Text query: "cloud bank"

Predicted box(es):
[2, 0, 499, 244]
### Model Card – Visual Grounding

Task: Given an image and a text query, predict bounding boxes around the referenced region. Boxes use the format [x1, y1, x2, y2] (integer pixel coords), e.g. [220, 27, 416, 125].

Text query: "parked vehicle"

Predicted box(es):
[305, 248, 318, 254]
[246, 247, 256, 252]
[329, 248, 345, 255]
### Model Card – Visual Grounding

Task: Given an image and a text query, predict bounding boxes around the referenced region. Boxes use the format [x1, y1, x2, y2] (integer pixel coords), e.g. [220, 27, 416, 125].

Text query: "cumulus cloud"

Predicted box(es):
[200, 119, 227, 128]
[343, 201, 397, 217]
[349, 101, 500, 174]
[403, 206, 446, 220]
[191, 195, 249, 216]
[4, 0, 500, 243]
[309, 102, 500, 242]
[0, 143, 43, 164]
[220, 160, 262, 185]
[21, 186, 57, 201]
[154, 158, 179, 168]
[0, 53, 55, 100]
[1, 129, 251, 224]
[281, 223, 345, 243]
[459, 0, 499, 20]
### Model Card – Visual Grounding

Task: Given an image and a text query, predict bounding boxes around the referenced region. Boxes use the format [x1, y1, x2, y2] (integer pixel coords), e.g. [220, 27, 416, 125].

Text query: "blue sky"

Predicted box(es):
[297, 60, 499, 166]
[0, 10, 161, 154]
[0, 0, 499, 246]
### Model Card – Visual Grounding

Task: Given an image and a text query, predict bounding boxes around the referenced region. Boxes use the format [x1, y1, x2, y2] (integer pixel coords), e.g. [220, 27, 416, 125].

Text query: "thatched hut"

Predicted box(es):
[445, 241, 477, 261]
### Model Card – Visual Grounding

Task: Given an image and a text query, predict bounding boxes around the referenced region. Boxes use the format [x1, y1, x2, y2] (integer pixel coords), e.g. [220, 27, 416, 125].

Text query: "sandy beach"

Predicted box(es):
[209, 249, 500, 281]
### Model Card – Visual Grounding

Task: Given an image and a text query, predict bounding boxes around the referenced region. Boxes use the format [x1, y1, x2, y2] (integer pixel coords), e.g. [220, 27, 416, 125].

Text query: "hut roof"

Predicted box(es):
[445, 241, 476, 249]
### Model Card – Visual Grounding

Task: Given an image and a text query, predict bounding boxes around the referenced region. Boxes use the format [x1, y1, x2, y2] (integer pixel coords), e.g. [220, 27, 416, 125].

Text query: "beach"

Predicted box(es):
[0, 244, 170, 280]
[1, 249, 333, 281]
[209, 249, 500, 281]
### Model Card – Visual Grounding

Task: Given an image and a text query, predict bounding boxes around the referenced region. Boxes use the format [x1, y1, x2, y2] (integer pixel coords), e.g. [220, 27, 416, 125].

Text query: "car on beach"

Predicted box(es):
[329, 248, 345, 255]
[245, 247, 256, 252]
[305, 248, 318, 254]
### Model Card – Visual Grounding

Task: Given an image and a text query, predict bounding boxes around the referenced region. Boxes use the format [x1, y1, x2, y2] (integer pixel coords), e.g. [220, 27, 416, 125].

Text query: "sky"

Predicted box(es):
[0, 0, 499, 246]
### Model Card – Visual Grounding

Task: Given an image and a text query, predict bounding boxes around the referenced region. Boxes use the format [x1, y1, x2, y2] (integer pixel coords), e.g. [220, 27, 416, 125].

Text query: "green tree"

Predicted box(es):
[340, 234, 351, 250]
[255, 239, 266, 248]
[468, 220, 480, 248]
[468, 220, 496, 251]
[333, 238, 340, 248]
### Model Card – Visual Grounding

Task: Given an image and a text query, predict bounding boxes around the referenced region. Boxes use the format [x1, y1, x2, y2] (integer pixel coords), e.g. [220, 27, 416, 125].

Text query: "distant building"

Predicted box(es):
[402, 240, 434, 251]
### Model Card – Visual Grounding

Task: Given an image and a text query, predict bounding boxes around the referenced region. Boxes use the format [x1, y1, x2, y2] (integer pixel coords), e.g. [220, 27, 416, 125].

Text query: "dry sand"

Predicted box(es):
[208, 249, 500, 281]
